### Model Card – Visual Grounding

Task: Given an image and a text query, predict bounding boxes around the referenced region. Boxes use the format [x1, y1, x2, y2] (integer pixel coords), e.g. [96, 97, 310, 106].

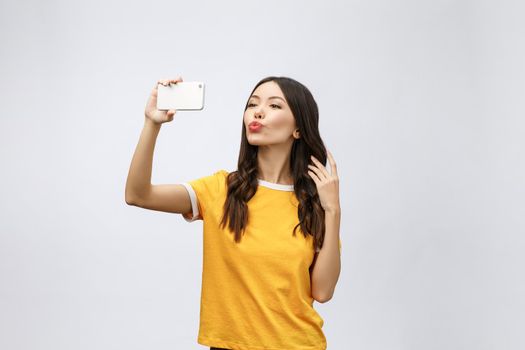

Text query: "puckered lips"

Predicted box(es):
[248, 121, 263, 132]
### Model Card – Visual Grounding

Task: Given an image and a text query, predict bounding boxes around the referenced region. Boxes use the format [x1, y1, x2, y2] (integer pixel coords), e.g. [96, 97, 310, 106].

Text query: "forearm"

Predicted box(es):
[311, 208, 341, 302]
[125, 118, 162, 202]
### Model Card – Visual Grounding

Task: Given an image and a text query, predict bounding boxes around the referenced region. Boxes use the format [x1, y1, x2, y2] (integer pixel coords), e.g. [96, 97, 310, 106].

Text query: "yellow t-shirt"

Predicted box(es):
[181, 169, 341, 350]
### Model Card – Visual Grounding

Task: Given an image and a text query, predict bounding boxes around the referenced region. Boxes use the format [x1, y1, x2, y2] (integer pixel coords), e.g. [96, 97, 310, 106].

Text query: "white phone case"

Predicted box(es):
[156, 81, 205, 111]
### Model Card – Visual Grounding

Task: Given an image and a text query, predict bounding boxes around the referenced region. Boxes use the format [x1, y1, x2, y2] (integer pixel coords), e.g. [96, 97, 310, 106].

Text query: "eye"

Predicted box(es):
[246, 102, 281, 109]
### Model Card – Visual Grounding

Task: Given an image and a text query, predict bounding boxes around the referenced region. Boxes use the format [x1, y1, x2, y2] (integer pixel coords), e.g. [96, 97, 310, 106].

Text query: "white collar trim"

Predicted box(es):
[257, 179, 294, 191]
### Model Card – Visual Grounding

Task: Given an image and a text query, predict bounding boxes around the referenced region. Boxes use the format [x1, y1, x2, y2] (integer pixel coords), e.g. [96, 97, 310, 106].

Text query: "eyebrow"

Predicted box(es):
[250, 95, 286, 103]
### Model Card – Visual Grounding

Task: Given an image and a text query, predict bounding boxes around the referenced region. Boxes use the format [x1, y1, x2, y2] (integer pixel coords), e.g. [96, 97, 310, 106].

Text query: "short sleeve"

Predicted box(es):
[180, 169, 227, 222]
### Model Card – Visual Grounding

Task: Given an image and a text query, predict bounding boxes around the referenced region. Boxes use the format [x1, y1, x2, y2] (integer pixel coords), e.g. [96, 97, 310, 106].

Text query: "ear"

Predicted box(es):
[293, 129, 300, 139]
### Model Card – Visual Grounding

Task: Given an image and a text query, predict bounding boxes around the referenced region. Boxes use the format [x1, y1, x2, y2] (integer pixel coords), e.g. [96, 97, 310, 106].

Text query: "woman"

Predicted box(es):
[125, 75, 342, 350]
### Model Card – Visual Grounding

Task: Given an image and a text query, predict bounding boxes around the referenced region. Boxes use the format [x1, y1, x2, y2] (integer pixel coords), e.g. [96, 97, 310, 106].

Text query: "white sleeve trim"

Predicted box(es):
[181, 182, 200, 222]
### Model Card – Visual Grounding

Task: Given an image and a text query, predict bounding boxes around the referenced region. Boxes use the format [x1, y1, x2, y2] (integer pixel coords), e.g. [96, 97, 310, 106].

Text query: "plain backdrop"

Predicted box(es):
[1, 0, 524, 349]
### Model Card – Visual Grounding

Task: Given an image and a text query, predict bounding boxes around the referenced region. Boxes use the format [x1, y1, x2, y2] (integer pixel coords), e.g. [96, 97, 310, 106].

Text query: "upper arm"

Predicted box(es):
[128, 184, 194, 218]
[128, 169, 227, 221]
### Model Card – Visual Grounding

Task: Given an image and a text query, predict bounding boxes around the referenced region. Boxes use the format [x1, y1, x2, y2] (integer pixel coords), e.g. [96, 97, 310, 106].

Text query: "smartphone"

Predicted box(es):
[157, 81, 205, 111]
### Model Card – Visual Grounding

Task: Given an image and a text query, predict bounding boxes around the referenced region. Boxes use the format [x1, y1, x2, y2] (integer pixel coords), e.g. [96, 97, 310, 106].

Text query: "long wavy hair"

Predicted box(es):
[219, 76, 328, 253]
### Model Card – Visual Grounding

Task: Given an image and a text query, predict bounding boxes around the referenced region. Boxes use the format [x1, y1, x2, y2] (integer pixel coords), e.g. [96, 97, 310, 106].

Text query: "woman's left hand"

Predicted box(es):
[307, 150, 340, 213]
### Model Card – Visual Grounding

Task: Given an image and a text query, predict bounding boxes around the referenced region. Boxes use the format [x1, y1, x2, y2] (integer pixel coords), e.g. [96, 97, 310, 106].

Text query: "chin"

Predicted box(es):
[247, 139, 264, 146]
[246, 134, 260, 145]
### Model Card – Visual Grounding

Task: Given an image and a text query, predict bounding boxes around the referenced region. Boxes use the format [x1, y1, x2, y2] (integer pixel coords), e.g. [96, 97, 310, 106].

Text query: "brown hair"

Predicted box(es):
[219, 76, 328, 252]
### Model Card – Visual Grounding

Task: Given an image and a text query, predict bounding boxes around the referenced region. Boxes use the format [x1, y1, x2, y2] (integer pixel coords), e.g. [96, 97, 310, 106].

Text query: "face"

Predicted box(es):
[243, 81, 299, 146]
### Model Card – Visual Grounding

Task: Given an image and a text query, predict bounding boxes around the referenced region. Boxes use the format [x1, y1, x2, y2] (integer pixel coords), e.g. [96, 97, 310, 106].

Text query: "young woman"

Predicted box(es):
[125, 75, 342, 350]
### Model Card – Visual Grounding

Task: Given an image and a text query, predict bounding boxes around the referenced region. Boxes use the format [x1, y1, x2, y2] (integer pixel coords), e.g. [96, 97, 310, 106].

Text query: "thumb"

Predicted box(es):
[166, 109, 176, 120]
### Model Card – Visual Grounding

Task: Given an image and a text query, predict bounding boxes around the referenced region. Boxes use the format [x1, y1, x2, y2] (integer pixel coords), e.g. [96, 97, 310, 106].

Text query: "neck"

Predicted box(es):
[256, 143, 294, 185]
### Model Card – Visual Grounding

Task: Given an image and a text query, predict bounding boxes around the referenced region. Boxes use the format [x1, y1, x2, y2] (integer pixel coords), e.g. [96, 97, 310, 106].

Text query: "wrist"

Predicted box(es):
[144, 117, 162, 128]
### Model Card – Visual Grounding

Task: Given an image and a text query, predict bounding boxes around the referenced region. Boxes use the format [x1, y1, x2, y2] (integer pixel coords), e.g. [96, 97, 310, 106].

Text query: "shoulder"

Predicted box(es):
[213, 169, 230, 182]
[211, 169, 231, 188]
[193, 169, 230, 181]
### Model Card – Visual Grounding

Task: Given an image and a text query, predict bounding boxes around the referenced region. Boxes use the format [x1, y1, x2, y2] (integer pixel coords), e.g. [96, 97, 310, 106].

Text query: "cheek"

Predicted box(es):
[270, 112, 295, 129]
[243, 112, 250, 124]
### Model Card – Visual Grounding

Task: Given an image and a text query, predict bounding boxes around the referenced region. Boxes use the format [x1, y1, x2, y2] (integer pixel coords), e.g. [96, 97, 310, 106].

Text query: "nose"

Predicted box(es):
[254, 106, 264, 119]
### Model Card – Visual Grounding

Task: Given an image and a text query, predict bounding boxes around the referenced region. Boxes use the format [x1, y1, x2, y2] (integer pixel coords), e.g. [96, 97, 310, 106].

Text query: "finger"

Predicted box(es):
[307, 163, 327, 181]
[154, 80, 166, 92]
[310, 155, 329, 178]
[307, 170, 321, 185]
[327, 150, 338, 176]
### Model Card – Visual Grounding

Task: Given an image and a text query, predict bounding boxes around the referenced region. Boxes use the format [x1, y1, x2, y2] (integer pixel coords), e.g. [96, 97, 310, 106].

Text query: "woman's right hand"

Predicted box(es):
[145, 77, 183, 124]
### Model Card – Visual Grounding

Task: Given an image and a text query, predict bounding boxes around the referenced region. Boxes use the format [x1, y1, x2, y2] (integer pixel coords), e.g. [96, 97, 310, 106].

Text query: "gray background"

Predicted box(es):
[1, 0, 523, 349]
